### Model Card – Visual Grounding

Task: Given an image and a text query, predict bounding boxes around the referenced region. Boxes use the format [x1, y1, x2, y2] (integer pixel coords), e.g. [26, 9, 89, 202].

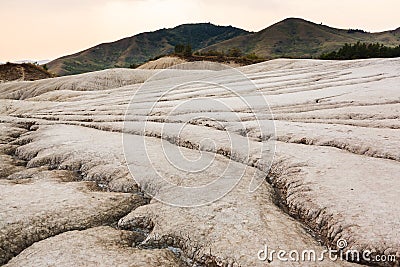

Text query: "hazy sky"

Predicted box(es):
[1, 0, 399, 62]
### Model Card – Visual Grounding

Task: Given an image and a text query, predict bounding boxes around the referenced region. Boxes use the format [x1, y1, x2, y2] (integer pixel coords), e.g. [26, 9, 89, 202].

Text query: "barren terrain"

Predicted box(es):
[0, 58, 399, 266]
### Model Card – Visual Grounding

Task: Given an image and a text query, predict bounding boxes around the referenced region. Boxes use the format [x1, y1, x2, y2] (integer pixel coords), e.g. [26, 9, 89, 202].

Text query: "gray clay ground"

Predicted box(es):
[0, 58, 399, 266]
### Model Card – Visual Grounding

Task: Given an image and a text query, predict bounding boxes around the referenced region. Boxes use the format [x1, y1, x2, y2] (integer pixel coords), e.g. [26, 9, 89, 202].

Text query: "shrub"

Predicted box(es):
[320, 42, 400, 60]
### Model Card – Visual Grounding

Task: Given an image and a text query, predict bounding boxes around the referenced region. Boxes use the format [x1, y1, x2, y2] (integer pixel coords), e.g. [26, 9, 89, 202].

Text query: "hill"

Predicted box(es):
[0, 63, 52, 83]
[47, 19, 400, 76]
[47, 23, 249, 76]
[200, 18, 400, 58]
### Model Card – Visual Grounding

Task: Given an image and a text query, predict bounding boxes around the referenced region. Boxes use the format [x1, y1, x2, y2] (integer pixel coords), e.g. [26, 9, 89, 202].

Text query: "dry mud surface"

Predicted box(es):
[0, 58, 399, 266]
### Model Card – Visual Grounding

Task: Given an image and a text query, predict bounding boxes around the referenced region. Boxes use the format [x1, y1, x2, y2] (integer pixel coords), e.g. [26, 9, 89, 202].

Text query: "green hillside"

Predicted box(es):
[48, 19, 400, 76]
[47, 23, 249, 76]
[200, 18, 400, 59]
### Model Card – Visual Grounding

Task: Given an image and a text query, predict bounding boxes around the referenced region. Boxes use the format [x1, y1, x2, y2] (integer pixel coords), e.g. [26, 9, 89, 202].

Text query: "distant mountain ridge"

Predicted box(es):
[13, 60, 51, 65]
[0, 60, 50, 66]
[47, 23, 249, 76]
[47, 18, 400, 76]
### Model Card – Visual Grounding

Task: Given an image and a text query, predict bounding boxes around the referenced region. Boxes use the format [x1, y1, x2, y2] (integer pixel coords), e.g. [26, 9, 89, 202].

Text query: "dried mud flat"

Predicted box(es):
[0, 58, 399, 266]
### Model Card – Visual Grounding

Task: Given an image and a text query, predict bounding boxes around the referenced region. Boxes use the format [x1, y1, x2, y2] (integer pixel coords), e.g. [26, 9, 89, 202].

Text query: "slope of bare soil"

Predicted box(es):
[0, 63, 52, 82]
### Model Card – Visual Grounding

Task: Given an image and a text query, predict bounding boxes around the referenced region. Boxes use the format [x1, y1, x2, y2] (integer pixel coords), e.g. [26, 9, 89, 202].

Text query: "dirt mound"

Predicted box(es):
[0, 63, 53, 83]
[137, 56, 188, 69]
[138, 55, 243, 70]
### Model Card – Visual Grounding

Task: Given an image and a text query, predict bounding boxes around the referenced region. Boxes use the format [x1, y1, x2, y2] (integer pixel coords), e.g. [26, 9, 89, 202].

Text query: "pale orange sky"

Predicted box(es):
[1, 0, 399, 62]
